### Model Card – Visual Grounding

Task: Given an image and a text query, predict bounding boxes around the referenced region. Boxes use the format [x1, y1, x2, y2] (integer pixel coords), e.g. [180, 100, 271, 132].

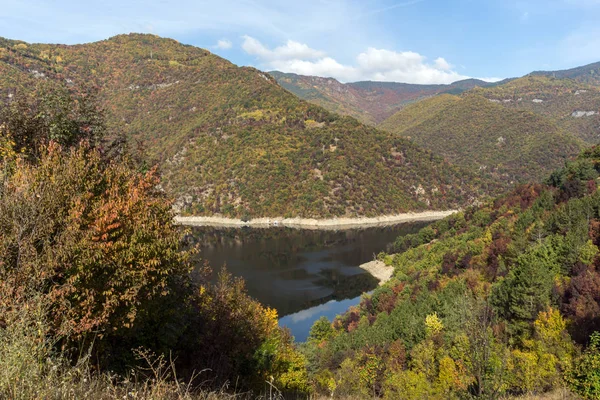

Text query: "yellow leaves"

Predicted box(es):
[305, 119, 325, 129]
[437, 356, 470, 394]
[483, 227, 493, 245]
[383, 369, 432, 400]
[315, 369, 337, 396]
[425, 312, 444, 337]
[535, 307, 567, 344]
[273, 348, 310, 393]
[239, 109, 266, 120]
[508, 349, 541, 393]
[579, 239, 599, 265]
[0, 129, 17, 160]
[263, 306, 278, 326]
[14, 43, 27, 50]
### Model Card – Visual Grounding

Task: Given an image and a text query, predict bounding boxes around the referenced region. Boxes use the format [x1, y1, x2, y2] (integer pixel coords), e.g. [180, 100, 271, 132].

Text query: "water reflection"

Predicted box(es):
[186, 223, 428, 339]
[279, 295, 365, 342]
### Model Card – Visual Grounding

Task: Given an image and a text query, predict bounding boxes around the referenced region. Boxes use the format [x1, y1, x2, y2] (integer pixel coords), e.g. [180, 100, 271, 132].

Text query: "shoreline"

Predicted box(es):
[359, 260, 394, 285]
[174, 210, 457, 230]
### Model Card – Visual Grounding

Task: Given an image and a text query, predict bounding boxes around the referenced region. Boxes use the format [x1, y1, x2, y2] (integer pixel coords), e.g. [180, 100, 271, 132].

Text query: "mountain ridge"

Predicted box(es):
[269, 70, 498, 125]
[380, 91, 585, 184]
[530, 60, 600, 86]
[0, 33, 490, 218]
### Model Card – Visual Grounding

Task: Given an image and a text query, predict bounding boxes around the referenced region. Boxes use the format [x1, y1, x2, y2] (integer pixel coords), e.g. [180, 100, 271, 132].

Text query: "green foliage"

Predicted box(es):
[381, 91, 584, 185]
[567, 332, 600, 399]
[304, 146, 600, 398]
[308, 316, 334, 343]
[0, 34, 490, 219]
[0, 83, 106, 159]
[491, 243, 561, 336]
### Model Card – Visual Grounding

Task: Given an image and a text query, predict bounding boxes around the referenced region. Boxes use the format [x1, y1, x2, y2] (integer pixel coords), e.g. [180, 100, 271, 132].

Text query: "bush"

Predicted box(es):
[567, 332, 600, 399]
[0, 141, 308, 395]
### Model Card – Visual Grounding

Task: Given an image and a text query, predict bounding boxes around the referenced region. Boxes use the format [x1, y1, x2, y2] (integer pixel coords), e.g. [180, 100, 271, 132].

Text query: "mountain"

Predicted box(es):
[530, 60, 600, 86]
[378, 93, 461, 134]
[471, 75, 600, 144]
[304, 145, 600, 398]
[269, 71, 496, 125]
[379, 91, 585, 184]
[0, 34, 489, 218]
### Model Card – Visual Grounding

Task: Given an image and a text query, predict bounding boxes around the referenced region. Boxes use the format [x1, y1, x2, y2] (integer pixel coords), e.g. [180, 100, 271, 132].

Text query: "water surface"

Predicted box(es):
[187, 223, 427, 341]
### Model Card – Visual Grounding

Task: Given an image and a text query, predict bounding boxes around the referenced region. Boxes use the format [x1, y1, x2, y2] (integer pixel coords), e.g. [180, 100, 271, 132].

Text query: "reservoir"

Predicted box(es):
[187, 222, 428, 341]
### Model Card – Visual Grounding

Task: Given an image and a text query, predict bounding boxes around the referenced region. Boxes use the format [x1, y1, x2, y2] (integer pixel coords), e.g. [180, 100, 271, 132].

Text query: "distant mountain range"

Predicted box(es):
[530, 61, 600, 86]
[272, 63, 600, 185]
[1, 34, 597, 218]
[0, 34, 490, 218]
[270, 61, 600, 128]
[269, 71, 501, 125]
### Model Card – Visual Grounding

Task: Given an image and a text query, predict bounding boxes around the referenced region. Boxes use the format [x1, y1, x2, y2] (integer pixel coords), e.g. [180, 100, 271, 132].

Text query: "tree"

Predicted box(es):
[491, 242, 560, 337]
[308, 316, 334, 343]
[567, 332, 600, 399]
[0, 83, 105, 160]
[0, 143, 191, 343]
[460, 300, 508, 399]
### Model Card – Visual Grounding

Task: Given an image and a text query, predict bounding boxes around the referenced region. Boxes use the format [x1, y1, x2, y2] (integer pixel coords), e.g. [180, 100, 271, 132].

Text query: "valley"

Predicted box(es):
[0, 34, 489, 219]
[2, 25, 600, 400]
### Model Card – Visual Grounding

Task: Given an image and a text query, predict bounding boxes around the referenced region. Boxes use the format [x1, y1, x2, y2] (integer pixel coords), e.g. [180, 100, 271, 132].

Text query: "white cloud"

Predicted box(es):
[242, 36, 492, 84]
[215, 39, 232, 49]
[242, 36, 325, 61]
[434, 57, 452, 71]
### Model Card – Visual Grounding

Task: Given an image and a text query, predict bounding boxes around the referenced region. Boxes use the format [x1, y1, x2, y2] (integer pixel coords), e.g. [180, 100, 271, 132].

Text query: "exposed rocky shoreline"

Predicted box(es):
[359, 260, 394, 285]
[174, 210, 457, 231]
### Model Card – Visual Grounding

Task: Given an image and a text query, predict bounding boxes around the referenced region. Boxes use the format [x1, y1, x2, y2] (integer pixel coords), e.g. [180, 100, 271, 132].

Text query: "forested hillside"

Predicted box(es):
[304, 146, 600, 399]
[473, 75, 600, 144]
[0, 34, 490, 218]
[531, 61, 600, 87]
[0, 85, 314, 398]
[270, 70, 494, 125]
[380, 92, 584, 184]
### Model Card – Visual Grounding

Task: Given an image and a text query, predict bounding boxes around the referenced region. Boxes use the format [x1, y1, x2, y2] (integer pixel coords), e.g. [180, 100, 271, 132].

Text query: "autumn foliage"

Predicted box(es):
[0, 119, 308, 395]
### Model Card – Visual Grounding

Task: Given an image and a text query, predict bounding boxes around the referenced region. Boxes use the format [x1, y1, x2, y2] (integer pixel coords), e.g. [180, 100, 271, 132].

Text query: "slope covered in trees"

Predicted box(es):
[472, 75, 600, 144]
[531, 61, 600, 87]
[0, 34, 490, 218]
[303, 146, 600, 399]
[270, 70, 495, 125]
[380, 92, 584, 184]
[0, 91, 311, 398]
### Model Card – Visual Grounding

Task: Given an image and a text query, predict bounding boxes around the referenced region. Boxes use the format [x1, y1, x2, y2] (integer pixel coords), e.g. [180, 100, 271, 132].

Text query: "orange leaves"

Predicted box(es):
[0, 142, 192, 339]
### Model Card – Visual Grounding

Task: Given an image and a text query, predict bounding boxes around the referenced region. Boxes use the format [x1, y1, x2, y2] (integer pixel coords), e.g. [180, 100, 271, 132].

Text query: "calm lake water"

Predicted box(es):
[187, 223, 428, 341]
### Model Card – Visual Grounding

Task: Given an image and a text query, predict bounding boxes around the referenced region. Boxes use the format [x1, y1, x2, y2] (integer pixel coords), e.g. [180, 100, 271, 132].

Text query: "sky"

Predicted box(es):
[1, 0, 599, 84]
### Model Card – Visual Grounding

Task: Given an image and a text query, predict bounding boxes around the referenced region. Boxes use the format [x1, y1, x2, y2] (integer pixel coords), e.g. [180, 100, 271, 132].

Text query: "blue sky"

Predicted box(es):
[1, 0, 599, 83]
